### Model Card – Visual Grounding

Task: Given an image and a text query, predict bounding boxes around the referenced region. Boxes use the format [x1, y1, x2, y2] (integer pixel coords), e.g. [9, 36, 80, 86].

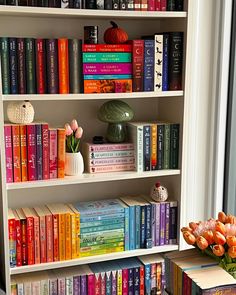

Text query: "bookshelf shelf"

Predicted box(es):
[2, 90, 184, 101]
[10, 245, 178, 275]
[0, 6, 187, 19]
[6, 169, 181, 190]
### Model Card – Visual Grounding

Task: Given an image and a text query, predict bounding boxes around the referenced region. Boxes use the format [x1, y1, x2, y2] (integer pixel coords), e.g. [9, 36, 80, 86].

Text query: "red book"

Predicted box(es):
[46, 204, 59, 262]
[13, 210, 22, 267]
[160, 0, 166, 10]
[16, 208, 27, 265]
[122, 268, 128, 295]
[27, 124, 37, 181]
[82, 44, 132, 52]
[31, 209, 40, 265]
[35, 39, 46, 94]
[134, 0, 141, 10]
[49, 128, 58, 179]
[140, 265, 145, 295]
[22, 207, 35, 265]
[12, 125, 21, 182]
[42, 123, 49, 180]
[58, 39, 69, 94]
[88, 274, 95, 295]
[8, 208, 16, 268]
[19, 125, 28, 182]
[141, 0, 147, 10]
[4, 124, 13, 183]
[148, 0, 155, 10]
[95, 273, 101, 295]
[34, 206, 47, 263]
[131, 40, 144, 92]
[43, 206, 54, 262]
[155, 0, 161, 10]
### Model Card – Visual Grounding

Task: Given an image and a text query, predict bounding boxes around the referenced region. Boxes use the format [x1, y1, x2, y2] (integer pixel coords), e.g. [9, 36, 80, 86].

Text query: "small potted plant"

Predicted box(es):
[64, 119, 84, 176]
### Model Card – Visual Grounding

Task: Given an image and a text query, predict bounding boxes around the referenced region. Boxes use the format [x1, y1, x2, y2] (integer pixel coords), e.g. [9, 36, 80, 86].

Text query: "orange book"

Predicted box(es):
[57, 128, 65, 178]
[34, 206, 47, 263]
[46, 204, 59, 262]
[12, 125, 21, 182]
[30, 208, 40, 265]
[69, 204, 80, 259]
[151, 124, 157, 170]
[21, 207, 34, 265]
[19, 125, 28, 182]
[58, 39, 69, 94]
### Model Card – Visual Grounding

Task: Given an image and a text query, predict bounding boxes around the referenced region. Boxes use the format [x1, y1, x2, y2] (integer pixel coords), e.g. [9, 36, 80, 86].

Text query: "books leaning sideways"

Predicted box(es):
[82, 142, 135, 173]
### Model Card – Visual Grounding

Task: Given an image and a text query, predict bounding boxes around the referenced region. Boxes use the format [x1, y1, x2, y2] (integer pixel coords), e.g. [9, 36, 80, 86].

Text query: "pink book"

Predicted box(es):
[155, 0, 161, 10]
[34, 206, 47, 263]
[122, 269, 129, 295]
[89, 157, 134, 166]
[86, 142, 134, 152]
[31, 209, 40, 265]
[160, 0, 166, 10]
[89, 164, 135, 174]
[4, 125, 13, 183]
[88, 274, 95, 295]
[94, 273, 101, 295]
[100, 272, 106, 295]
[148, 0, 155, 10]
[83, 63, 132, 75]
[42, 123, 49, 180]
[42, 206, 54, 262]
[27, 124, 37, 181]
[49, 128, 58, 179]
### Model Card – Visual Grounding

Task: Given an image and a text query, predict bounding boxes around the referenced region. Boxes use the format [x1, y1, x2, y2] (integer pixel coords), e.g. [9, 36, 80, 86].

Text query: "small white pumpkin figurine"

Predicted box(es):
[7, 100, 34, 124]
[150, 181, 168, 202]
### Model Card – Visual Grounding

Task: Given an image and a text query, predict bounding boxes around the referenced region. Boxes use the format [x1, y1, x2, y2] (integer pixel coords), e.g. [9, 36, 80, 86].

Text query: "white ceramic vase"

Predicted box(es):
[65, 152, 84, 176]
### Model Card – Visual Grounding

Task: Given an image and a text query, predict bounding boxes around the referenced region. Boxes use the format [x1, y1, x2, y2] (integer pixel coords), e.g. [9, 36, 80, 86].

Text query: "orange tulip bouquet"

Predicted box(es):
[181, 212, 236, 279]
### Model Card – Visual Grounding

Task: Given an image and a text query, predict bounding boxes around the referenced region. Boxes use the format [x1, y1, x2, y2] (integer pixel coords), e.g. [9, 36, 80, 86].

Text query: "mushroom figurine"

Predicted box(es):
[150, 181, 168, 202]
[98, 99, 134, 143]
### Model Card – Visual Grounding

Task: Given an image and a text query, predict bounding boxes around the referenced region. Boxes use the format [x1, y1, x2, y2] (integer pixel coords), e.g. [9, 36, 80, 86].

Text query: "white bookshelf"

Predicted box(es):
[0, 2, 191, 294]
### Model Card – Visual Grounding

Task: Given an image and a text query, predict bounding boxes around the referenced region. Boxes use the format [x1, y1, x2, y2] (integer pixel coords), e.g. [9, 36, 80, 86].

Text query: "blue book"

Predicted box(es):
[144, 39, 154, 91]
[145, 204, 153, 248]
[135, 205, 141, 249]
[128, 267, 134, 295]
[169, 200, 178, 245]
[133, 266, 140, 295]
[124, 204, 130, 251]
[80, 212, 125, 223]
[162, 34, 169, 91]
[157, 124, 164, 170]
[143, 125, 151, 171]
[80, 274, 87, 295]
[129, 206, 135, 250]
[140, 205, 146, 248]
[84, 74, 132, 80]
[9, 38, 18, 94]
[35, 124, 43, 180]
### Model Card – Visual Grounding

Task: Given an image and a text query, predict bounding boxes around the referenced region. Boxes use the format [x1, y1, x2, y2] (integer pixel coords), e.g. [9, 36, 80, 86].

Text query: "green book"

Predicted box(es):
[81, 241, 124, 252]
[167, 0, 175, 10]
[164, 124, 171, 169]
[80, 221, 125, 234]
[170, 124, 180, 169]
[0, 37, 10, 94]
[83, 52, 131, 63]
[80, 236, 124, 248]
[25, 38, 36, 94]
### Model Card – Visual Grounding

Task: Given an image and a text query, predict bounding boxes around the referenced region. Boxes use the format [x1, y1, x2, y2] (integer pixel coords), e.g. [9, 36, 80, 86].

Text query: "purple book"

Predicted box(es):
[46, 39, 59, 94]
[151, 204, 156, 247]
[83, 63, 132, 75]
[4, 125, 13, 183]
[160, 202, 166, 246]
[73, 276, 80, 295]
[35, 124, 43, 180]
[50, 278, 58, 295]
[155, 203, 160, 246]
[165, 202, 170, 245]
[81, 275, 87, 295]
[111, 270, 117, 295]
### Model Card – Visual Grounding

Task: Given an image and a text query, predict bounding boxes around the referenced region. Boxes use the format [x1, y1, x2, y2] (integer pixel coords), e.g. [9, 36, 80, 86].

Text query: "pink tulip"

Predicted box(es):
[75, 127, 83, 139]
[70, 119, 79, 131]
[65, 123, 73, 136]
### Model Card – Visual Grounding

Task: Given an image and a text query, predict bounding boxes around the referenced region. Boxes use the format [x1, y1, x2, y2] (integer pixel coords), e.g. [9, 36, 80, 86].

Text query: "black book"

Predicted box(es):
[175, 0, 183, 11]
[119, 0, 126, 10]
[68, 0, 74, 7]
[18, 0, 28, 5]
[85, 0, 96, 9]
[6, 0, 17, 5]
[96, 0, 104, 9]
[28, 0, 38, 5]
[38, 0, 48, 6]
[126, 0, 134, 10]
[0, 0, 6, 5]
[112, 0, 119, 9]
[104, 0, 112, 9]
[74, 0, 82, 8]
[167, 0, 175, 10]
[69, 39, 82, 93]
[48, 0, 60, 7]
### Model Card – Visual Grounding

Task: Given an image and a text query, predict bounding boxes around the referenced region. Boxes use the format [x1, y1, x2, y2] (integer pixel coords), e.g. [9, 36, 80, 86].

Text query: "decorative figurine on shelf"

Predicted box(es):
[7, 100, 34, 124]
[104, 21, 128, 44]
[150, 181, 168, 202]
[98, 99, 134, 143]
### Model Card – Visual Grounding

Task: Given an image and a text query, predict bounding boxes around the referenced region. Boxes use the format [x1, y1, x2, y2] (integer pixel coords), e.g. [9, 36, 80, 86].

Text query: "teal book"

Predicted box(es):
[83, 52, 131, 63]
[80, 221, 125, 234]
[80, 212, 125, 223]
[0, 37, 10, 94]
[80, 218, 123, 228]
[84, 74, 132, 80]
[163, 124, 171, 169]
[135, 205, 141, 249]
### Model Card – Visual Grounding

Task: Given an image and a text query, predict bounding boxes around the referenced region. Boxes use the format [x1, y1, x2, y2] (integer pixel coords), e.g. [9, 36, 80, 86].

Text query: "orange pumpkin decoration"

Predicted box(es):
[104, 21, 128, 44]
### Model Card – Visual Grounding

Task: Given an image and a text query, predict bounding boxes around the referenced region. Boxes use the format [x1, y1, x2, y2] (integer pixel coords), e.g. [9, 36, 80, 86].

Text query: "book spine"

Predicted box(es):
[58, 278, 66, 295]
[42, 123, 49, 180]
[74, 212, 80, 258]
[59, 213, 66, 261]
[6, 0, 16, 4]
[140, 205, 145, 248]
[38, 0, 48, 5]
[134, 267, 140, 295]
[21, 218, 27, 265]
[169, 201, 178, 244]
[168, 32, 183, 90]
[73, 276, 81, 295]
[86, 0, 96, 8]
[155, 0, 160, 10]
[74, 0, 82, 7]
[83, 53, 131, 63]
[65, 213, 72, 260]
[84, 74, 132, 80]
[161, 260, 166, 293]
[45, 213, 53, 263]
[15, 218, 22, 267]
[83, 63, 132, 75]
[57, 129, 65, 178]
[170, 124, 179, 169]
[94, 273, 101, 295]
[135, 205, 141, 249]
[154, 35, 163, 91]
[58, 39, 69, 94]
[151, 124, 157, 170]
[126, 0, 134, 10]
[89, 150, 134, 159]
[12, 125, 21, 182]
[124, 207, 129, 251]
[157, 262, 162, 293]
[50, 279, 58, 295]
[4, 125, 13, 183]
[145, 204, 152, 248]
[122, 269, 128, 295]
[112, 271, 117, 295]
[104, 0, 112, 9]
[88, 274, 95, 295]
[35, 39, 46, 94]
[97, 0, 104, 9]
[100, 273, 106, 295]
[26, 216, 34, 265]
[157, 124, 164, 170]
[81, 275, 87, 295]
[162, 34, 169, 91]
[40, 279, 49, 295]
[27, 124, 37, 181]
[86, 141, 134, 151]
[89, 164, 134, 173]
[34, 215, 40, 264]
[8, 217, 16, 267]
[129, 206, 135, 250]
[19, 125, 28, 182]
[134, 0, 140, 10]
[17, 38, 26, 94]
[35, 124, 43, 181]
[69, 39, 80, 93]
[155, 203, 160, 246]
[144, 40, 154, 91]
[71, 214, 77, 259]
[117, 269, 122, 295]
[165, 202, 170, 245]
[9, 38, 18, 94]
[66, 277, 73, 295]
[148, 0, 155, 10]
[132, 40, 144, 91]
[25, 38, 36, 94]
[160, 0, 166, 10]
[141, 0, 147, 10]
[32, 282, 41, 295]
[80, 212, 125, 223]
[136, 125, 143, 172]
[128, 268, 133, 295]
[0, 37, 10, 94]
[52, 214, 59, 261]
[46, 39, 59, 94]
[143, 125, 151, 171]
[140, 265, 145, 295]
[112, 0, 119, 10]
[89, 157, 134, 166]
[81, 222, 124, 234]
[39, 215, 47, 263]
[167, 0, 175, 10]
[164, 124, 170, 169]
[105, 271, 112, 295]
[28, 0, 37, 5]
[175, 0, 183, 11]
[83, 44, 132, 52]
[81, 237, 123, 248]
[144, 264, 151, 295]
[84, 79, 132, 94]
[151, 263, 157, 294]
[160, 203, 166, 245]
[49, 129, 58, 179]
[151, 204, 156, 247]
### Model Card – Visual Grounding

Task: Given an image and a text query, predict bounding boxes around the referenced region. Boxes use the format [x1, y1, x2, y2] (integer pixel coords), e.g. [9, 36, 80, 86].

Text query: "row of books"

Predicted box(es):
[11, 255, 165, 295]
[8, 197, 178, 267]
[83, 142, 135, 173]
[164, 249, 236, 294]
[4, 123, 65, 183]
[82, 32, 183, 93]
[128, 122, 180, 172]
[0, 0, 184, 11]
[0, 37, 82, 95]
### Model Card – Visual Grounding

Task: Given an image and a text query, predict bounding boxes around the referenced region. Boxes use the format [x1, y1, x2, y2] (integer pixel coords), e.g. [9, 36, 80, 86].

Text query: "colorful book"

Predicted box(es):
[19, 125, 28, 182]
[88, 157, 134, 166]
[57, 128, 65, 178]
[4, 124, 13, 183]
[58, 38, 69, 94]
[169, 200, 178, 244]
[27, 124, 37, 181]
[132, 40, 144, 91]
[12, 124, 21, 182]
[88, 164, 134, 173]
[157, 123, 164, 170]
[15, 208, 28, 265]
[151, 123, 157, 170]
[33, 206, 47, 263]
[49, 128, 58, 179]
[83, 63, 132, 75]
[42, 123, 49, 180]
[84, 74, 132, 80]
[143, 125, 151, 171]
[22, 207, 35, 265]
[84, 79, 132, 93]
[8, 208, 16, 267]
[35, 123, 43, 181]
[83, 52, 131, 63]
[83, 44, 132, 52]
[144, 40, 154, 91]
[154, 34, 163, 92]
[162, 34, 169, 91]
[12, 210, 22, 267]
[87, 150, 134, 159]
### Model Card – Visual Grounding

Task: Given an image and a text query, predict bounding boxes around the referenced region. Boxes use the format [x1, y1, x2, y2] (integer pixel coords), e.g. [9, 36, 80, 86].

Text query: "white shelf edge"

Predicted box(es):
[2, 91, 184, 101]
[6, 170, 181, 190]
[0, 6, 187, 19]
[10, 245, 178, 275]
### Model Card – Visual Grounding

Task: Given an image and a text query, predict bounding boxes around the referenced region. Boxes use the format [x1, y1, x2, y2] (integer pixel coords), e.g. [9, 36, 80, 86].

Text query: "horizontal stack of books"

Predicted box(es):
[8, 197, 178, 267]
[127, 121, 180, 172]
[164, 249, 236, 294]
[82, 142, 135, 173]
[11, 255, 165, 294]
[0, 0, 184, 11]
[83, 44, 132, 93]
[4, 123, 65, 183]
[0, 37, 82, 95]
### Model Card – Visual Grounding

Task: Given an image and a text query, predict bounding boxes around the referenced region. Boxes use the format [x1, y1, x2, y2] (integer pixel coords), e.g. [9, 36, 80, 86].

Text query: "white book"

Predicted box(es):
[154, 35, 163, 92]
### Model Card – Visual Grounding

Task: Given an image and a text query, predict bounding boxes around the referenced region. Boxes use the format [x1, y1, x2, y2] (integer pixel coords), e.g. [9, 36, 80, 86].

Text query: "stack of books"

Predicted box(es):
[11, 255, 165, 294]
[83, 44, 133, 93]
[82, 142, 135, 173]
[4, 123, 65, 183]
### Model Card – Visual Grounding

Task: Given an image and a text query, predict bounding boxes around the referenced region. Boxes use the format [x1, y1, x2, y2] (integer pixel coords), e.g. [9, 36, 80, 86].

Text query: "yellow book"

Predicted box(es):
[151, 123, 157, 170]
[68, 204, 80, 259]
[117, 269, 122, 295]
[80, 246, 124, 257]
[59, 213, 66, 261]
